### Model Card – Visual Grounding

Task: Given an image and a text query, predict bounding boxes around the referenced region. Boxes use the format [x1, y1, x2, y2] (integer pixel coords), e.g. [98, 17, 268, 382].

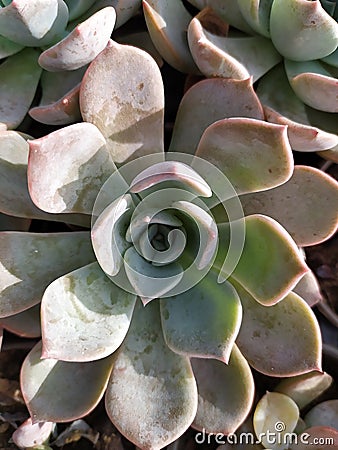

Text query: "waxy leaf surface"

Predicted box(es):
[105, 301, 197, 450]
[0, 232, 94, 316]
[21, 341, 114, 422]
[161, 274, 242, 362]
[235, 283, 322, 376]
[80, 40, 164, 163]
[41, 262, 137, 362]
[191, 345, 254, 435]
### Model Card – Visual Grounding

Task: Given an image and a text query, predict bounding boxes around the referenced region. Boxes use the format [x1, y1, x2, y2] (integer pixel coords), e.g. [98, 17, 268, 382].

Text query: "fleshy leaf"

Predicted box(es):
[216, 215, 308, 306]
[92, 195, 134, 277]
[0, 130, 90, 226]
[63, 0, 97, 21]
[12, 418, 54, 449]
[253, 392, 299, 450]
[169, 78, 264, 154]
[28, 123, 115, 214]
[240, 166, 338, 246]
[0, 48, 42, 129]
[235, 283, 322, 376]
[80, 40, 164, 163]
[116, 31, 164, 67]
[270, 0, 338, 61]
[143, 0, 199, 73]
[129, 161, 212, 197]
[285, 59, 338, 113]
[105, 300, 198, 450]
[275, 372, 333, 410]
[0, 232, 95, 317]
[123, 247, 184, 301]
[0, 0, 69, 47]
[29, 68, 87, 125]
[304, 400, 338, 429]
[187, 0, 255, 34]
[0, 35, 24, 58]
[21, 341, 114, 422]
[196, 118, 293, 195]
[293, 270, 323, 307]
[39, 7, 116, 71]
[0, 304, 41, 337]
[172, 200, 218, 270]
[188, 14, 281, 81]
[257, 64, 338, 151]
[41, 262, 136, 362]
[161, 273, 241, 362]
[237, 0, 273, 37]
[191, 345, 254, 435]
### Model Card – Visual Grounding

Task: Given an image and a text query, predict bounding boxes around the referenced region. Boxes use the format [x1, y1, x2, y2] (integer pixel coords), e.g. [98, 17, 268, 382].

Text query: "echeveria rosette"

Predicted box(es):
[1, 42, 338, 450]
[143, 0, 338, 160]
[0, 0, 142, 128]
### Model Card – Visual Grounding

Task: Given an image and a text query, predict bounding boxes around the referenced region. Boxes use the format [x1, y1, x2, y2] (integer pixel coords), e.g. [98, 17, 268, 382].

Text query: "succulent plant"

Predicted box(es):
[0, 0, 142, 128]
[143, 0, 338, 161]
[1, 39, 338, 449]
[215, 371, 338, 449]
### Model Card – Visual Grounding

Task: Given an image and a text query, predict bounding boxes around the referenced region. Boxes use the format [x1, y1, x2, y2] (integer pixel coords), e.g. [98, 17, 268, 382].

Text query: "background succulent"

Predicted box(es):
[0, 0, 142, 129]
[1, 39, 338, 449]
[142, 0, 338, 162]
[215, 371, 338, 449]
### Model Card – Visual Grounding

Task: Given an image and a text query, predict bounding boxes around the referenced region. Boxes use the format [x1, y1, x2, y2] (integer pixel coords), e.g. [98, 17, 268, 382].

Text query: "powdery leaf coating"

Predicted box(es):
[256, 64, 338, 152]
[275, 372, 333, 410]
[41, 262, 137, 362]
[80, 40, 164, 163]
[235, 283, 322, 376]
[105, 301, 198, 450]
[39, 7, 116, 71]
[270, 0, 338, 61]
[129, 161, 212, 197]
[0, 0, 69, 47]
[161, 275, 242, 362]
[188, 15, 281, 81]
[143, 0, 199, 73]
[191, 345, 254, 435]
[12, 418, 54, 449]
[0, 232, 95, 317]
[285, 60, 338, 113]
[240, 166, 338, 246]
[169, 78, 264, 155]
[91, 195, 134, 277]
[187, 0, 255, 34]
[21, 341, 114, 422]
[0, 130, 90, 227]
[28, 123, 115, 214]
[0, 48, 42, 129]
[29, 67, 87, 126]
[196, 118, 293, 195]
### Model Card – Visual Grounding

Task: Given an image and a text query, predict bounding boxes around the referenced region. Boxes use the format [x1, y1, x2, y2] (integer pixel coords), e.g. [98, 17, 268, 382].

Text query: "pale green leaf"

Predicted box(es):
[21, 341, 114, 422]
[105, 300, 197, 450]
[80, 40, 164, 163]
[161, 273, 242, 362]
[41, 262, 137, 362]
[235, 282, 322, 376]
